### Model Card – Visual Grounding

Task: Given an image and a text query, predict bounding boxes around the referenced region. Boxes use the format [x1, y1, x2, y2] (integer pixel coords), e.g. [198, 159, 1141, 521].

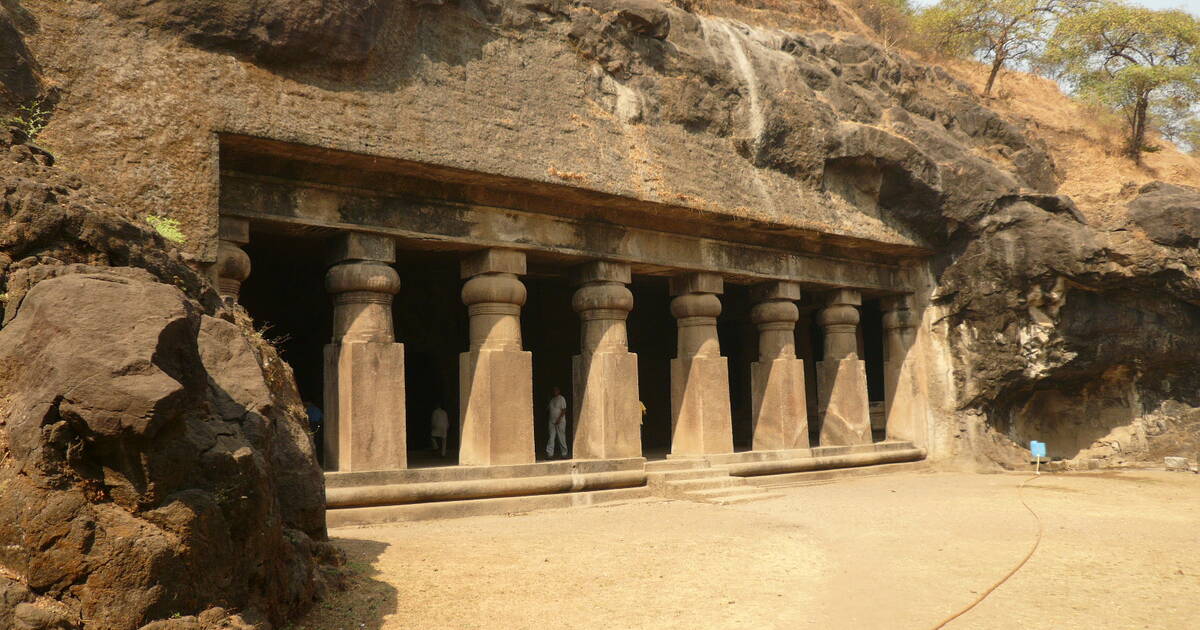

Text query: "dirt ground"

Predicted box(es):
[294, 470, 1200, 630]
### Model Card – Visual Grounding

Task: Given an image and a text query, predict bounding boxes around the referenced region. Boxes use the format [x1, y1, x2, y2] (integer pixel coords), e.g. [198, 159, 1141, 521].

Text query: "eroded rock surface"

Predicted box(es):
[0, 135, 333, 628]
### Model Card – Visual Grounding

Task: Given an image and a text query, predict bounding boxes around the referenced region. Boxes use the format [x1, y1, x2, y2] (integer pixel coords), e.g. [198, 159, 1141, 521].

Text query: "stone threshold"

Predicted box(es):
[323, 444, 926, 525]
[325, 457, 645, 489]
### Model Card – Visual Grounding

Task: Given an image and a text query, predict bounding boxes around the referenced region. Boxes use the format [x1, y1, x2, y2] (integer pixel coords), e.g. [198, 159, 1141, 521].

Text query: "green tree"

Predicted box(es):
[1042, 2, 1200, 162]
[917, 0, 1086, 96]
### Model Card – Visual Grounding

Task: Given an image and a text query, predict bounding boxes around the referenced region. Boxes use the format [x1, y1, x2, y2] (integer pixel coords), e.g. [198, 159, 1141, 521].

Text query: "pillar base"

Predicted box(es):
[816, 358, 871, 446]
[572, 352, 641, 460]
[751, 358, 809, 451]
[323, 342, 407, 472]
[885, 358, 927, 446]
[670, 356, 734, 455]
[459, 349, 534, 466]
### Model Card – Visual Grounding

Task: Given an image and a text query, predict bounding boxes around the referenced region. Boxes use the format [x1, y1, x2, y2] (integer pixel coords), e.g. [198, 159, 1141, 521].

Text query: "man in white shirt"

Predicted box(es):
[430, 404, 449, 457]
[545, 386, 569, 459]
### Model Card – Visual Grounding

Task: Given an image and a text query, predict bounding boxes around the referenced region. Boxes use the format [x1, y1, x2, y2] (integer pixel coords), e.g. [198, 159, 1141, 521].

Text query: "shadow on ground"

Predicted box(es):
[294, 538, 397, 630]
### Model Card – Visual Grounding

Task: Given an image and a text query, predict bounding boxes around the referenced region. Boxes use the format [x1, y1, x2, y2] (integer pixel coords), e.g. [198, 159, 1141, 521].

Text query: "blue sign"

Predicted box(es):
[1030, 441, 1047, 458]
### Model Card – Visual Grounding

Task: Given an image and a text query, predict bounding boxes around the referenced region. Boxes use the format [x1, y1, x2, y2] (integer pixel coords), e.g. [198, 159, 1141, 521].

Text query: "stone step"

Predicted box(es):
[644, 459, 707, 472]
[660, 476, 743, 492]
[743, 460, 931, 489]
[327, 486, 654, 527]
[646, 468, 725, 483]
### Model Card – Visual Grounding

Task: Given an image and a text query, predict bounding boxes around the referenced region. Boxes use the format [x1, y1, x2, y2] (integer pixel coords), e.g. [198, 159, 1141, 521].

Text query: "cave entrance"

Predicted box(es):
[861, 298, 887, 442]
[627, 276, 675, 459]
[718, 284, 756, 452]
[522, 272, 579, 462]
[239, 230, 333, 464]
[392, 249, 470, 469]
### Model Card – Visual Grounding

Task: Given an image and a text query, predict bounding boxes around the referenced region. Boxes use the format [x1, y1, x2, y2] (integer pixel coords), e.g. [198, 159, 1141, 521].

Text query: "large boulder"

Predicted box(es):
[0, 268, 330, 629]
[0, 137, 332, 628]
[1127, 181, 1200, 249]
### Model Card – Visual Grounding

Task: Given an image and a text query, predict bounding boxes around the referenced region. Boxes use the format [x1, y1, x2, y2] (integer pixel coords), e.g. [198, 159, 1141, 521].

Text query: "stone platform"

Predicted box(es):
[325, 442, 926, 526]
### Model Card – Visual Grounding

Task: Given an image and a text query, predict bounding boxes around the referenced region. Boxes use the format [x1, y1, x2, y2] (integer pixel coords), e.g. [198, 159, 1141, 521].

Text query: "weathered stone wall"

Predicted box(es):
[24, 0, 1054, 263]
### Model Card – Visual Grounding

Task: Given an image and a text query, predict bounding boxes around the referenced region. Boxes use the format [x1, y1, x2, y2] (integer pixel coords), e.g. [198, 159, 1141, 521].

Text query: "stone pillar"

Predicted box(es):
[816, 289, 871, 446]
[215, 217, 251, 303]
[458, 249, 534, 466]
[570, 261, 640, 460]
[322, 232, 406, 472]
[882, 294, 926, 445]
[669, 272, 733, 456]
[750, 281, 808, 451]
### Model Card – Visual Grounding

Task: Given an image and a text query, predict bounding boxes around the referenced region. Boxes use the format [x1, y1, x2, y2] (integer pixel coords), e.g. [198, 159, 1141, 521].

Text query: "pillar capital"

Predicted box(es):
[461, 248, 526, 278]
[461, 249, 526, 353]
[825, 288, 862, 307]
[215, 217, 251, 303]
[326, 260, 400, 344]
[571, 260, 631, 286]
[750, 280, 801, 303]
[329, 232, 396, 265]
[218, 216, 250, 245]
[818, 289, 860, 362]
[572, 261, 633, 354]
[669, 271, 723, 297]
[881, 294, 917, 332]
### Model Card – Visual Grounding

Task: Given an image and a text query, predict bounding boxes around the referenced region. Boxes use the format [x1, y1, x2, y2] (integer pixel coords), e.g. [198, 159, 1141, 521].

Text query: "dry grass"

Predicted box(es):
[921, 57, 1200, 229]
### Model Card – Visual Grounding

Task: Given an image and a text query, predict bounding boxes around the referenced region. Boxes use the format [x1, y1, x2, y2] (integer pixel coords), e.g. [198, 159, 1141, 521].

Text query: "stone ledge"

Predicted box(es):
[326, 469, 646, 508]
[722, 444, 925, 477]
[327, 486, 655, 527]
[325, 457, 646, 488]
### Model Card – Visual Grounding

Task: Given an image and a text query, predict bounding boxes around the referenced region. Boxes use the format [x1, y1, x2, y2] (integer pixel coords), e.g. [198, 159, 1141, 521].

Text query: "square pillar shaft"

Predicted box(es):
[816, 359, 872, 446]
[571, 261, 641, 459]
[669, 272, 733, 455]
[459, 249, 535, 465]
[323, 343, 406, 471]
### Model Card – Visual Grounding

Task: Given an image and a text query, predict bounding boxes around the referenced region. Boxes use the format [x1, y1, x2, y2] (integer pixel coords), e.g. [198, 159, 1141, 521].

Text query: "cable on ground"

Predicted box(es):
[929, 474, 1045, 629]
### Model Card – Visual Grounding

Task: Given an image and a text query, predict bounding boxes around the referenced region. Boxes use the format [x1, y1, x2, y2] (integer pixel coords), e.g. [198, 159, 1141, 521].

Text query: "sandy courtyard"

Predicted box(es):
[296, 471, 1199, 630]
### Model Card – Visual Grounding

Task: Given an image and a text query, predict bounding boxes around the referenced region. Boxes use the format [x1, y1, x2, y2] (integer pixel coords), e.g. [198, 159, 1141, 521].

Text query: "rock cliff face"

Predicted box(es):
[1, 0, 1198, 626]
[0, 136, 334, 628]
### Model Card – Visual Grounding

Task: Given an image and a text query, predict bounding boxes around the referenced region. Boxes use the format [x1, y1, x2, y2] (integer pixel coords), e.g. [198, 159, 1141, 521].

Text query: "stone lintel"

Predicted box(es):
[750, 280, 801, 302]
[330, 232, 396, 264]
[669, 271, 723, 297]
[218, 216, 250, 245]
[570, 260, 631, 286]
[461, 248, 526, 279]
[825, 288, 862, 307]
[880, 293, 914, 312]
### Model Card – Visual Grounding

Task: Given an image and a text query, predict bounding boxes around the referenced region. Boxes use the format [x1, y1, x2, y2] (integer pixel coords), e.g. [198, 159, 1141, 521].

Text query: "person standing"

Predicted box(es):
[545, 386, 569, 459]
[430, 403, 450, 457]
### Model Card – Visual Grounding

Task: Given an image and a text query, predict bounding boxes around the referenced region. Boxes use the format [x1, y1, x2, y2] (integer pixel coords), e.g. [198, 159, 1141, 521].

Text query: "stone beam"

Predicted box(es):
[221, 177, 907, 292]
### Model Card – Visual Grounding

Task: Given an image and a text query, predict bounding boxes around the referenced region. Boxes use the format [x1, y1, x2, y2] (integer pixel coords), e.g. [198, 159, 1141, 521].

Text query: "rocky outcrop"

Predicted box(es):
[108, 0, 396, 64]
[937, 186, 1200, 467]
[1127, 181, 1200, 249]
[0, 136, 333, 628]
[0, 1, 45, 112]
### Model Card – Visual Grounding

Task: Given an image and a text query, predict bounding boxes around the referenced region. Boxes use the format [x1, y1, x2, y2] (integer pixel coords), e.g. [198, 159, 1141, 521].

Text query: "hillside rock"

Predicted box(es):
[0, 136, 333, 627]
[1127, 181, 1200, 249]
[0, 1, 45, 112]
[108, 0, 395, 64]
